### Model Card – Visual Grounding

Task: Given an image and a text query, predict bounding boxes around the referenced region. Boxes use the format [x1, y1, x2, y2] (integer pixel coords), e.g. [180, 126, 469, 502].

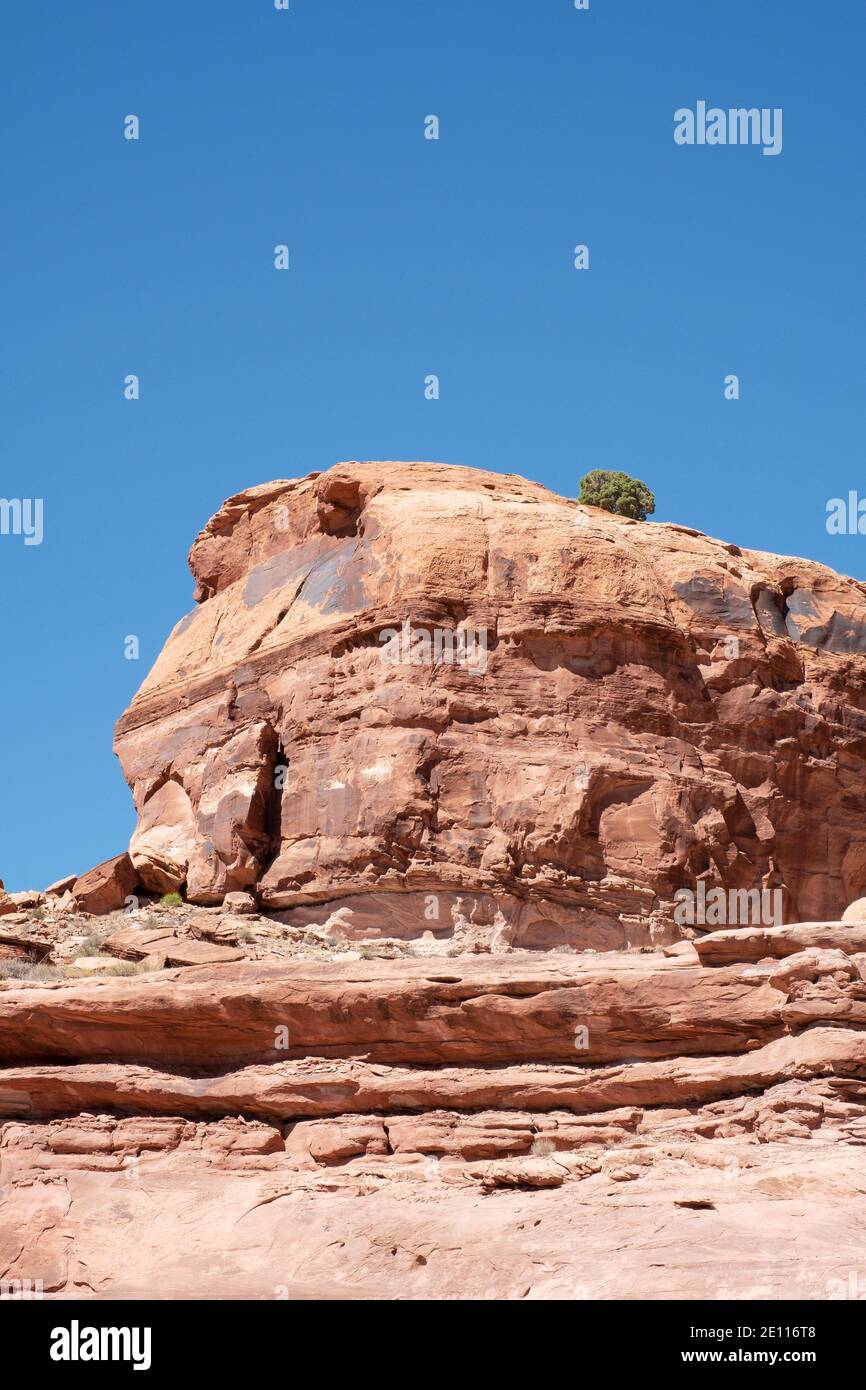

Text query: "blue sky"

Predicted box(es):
[2, 0, 864, 889]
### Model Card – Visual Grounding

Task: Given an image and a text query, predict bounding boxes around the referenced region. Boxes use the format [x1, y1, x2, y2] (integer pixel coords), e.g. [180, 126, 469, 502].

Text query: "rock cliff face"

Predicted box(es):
[7, 463, 866, 1300]
[115, 461, 866, 946]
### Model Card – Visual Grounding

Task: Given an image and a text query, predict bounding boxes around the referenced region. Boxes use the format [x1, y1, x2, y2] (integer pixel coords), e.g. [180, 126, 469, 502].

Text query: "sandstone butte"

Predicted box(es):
[5, 459, 866, 1301]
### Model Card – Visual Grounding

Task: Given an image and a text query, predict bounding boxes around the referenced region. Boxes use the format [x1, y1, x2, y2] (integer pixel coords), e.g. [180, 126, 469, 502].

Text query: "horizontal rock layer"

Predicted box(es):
[2, 1026, 866, 1124]
[4, 924, 866, 1298]
[0, 953, 789, 1066]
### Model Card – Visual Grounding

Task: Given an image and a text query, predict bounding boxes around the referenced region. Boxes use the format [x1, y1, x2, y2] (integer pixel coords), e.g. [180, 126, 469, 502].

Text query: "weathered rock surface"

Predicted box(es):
[100, 923, 246, 968]
[693, 920, 866, 964]
[0, 917, 866, 1295]
[3, 1026, 866, 1125]
[3, 921, 866, 1298]
[45, 874, 77, 898]
[223, 891, 258, 914]
[114, 461, 866, 943]
[72, 853, 138, 915]
[8, 890, 45, 911]
[0, 953, 790, 1066]
[4, 1110, 866, 1299]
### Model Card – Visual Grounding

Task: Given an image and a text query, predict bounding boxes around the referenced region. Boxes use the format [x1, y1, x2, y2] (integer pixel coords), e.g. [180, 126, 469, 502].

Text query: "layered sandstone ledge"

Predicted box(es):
[111, 461, 866, 945]
[4, 917, 866, 1298]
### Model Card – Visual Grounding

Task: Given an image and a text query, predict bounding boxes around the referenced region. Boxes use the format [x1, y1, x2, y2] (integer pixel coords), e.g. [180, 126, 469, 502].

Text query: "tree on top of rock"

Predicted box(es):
[578, 470, 655, 522]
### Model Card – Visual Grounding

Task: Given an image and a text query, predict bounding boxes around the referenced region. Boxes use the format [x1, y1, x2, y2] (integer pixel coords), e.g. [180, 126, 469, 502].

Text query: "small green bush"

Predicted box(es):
[578, 470, 655, 521]
[158, 892, 183, 907]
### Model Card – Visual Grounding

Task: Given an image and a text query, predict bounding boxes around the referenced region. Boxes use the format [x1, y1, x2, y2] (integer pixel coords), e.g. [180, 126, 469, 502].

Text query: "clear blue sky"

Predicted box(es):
[2, 1, 864, 889]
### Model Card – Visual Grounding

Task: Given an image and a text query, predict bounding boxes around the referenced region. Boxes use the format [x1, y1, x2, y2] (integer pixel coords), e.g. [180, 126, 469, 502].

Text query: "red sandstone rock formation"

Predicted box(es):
[7, 463, 866, 1301]
[114, 462, 866, 947]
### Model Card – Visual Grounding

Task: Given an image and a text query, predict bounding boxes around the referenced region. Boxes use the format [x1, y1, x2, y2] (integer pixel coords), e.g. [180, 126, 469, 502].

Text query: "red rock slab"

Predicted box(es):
[101, 925, 178, 959]
[44, 874, 77, 897]
[0, 944, 32, 964]
[8, 891, 44, 910]
[101, 925, 245, 968]
[0, 919, 54, 956]
[163, 939, 246, 967]
[3, 1026, 865, 1124]
[0, 954, 787, 1066]
[694, 921, 866, 964]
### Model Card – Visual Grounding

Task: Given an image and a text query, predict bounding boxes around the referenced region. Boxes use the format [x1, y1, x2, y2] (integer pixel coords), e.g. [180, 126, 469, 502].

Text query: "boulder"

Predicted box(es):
[162, 939, 245, 967]
[9, 890, 44, 910]
[223, 891, 258, 915]
[45, 874, 77, 897]
[72, 853, 138, 916]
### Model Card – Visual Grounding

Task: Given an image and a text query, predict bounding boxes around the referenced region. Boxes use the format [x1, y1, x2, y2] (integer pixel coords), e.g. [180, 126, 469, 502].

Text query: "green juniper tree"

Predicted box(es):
[578, 470, 655, 522]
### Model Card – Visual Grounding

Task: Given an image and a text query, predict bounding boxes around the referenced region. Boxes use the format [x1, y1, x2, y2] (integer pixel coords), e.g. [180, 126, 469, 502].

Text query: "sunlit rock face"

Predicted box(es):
[115, 460, 866, 945]
[6, 942, 866, 1298]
